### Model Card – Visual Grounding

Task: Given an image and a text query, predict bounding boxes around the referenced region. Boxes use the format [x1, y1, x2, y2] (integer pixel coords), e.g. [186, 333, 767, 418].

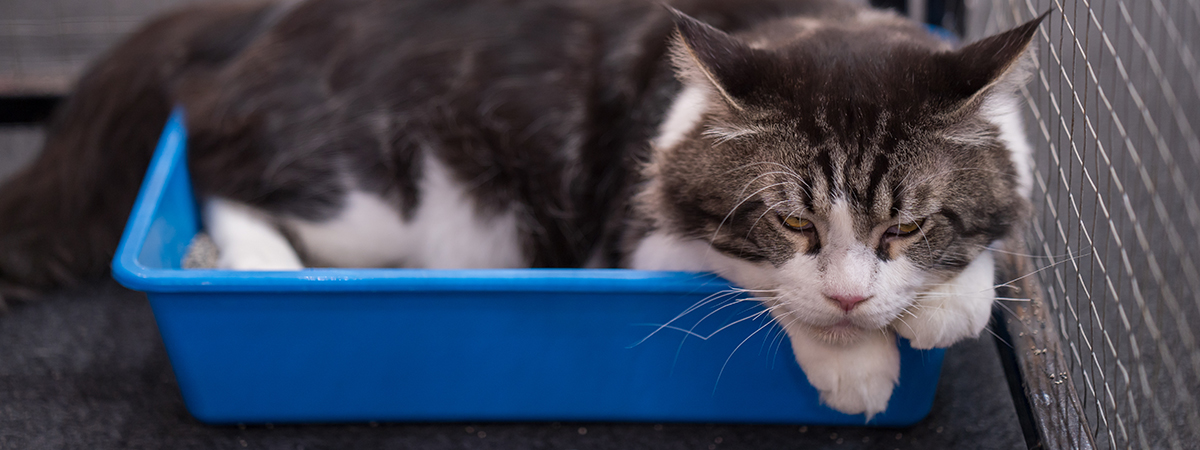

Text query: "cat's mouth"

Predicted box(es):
[771, 297, 894, 343]
[811, 318, 870, 344]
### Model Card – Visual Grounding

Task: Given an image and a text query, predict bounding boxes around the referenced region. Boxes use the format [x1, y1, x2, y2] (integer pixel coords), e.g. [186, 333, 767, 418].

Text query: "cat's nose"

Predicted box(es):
[826, 293, 870, 312]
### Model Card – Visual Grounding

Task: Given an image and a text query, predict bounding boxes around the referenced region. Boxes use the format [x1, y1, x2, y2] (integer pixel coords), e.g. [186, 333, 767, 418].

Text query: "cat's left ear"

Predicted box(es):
[938, 11, 1051, 119]
[667, 7, 761, 112]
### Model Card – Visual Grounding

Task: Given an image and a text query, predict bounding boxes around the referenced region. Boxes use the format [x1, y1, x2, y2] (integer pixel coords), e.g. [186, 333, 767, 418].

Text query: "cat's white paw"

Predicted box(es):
[205, 198, 305, 271]
[787, 327, 900, 420]
[808, 355, 899, 419]
[892, 250, 996, 349]
[892, 303, 973, 349]
[216, 240, 304, 270]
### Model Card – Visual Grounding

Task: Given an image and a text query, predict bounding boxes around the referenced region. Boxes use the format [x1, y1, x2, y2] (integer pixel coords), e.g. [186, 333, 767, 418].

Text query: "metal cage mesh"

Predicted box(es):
[971, 0, 1200, 448]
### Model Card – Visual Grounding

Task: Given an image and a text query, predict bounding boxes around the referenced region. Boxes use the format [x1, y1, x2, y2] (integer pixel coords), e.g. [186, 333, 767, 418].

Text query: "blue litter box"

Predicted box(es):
[111, 111, 945, 425]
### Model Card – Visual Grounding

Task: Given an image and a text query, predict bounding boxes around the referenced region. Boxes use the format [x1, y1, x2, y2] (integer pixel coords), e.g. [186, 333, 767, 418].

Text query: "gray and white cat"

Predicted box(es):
[0, 0, 1044, 418]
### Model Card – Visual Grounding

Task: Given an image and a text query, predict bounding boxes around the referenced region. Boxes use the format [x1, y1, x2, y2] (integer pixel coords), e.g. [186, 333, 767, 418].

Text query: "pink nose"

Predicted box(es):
[826, 294, 869, 312]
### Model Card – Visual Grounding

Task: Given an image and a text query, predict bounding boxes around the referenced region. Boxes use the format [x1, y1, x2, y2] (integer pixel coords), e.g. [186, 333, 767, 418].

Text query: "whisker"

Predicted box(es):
[713, 181, 798, 244]
[627, 323, 713, 340]
[974, 244, 1077, 259]
[665, 289, 745, 322]
[993, 301, 1019, 317]
[992, 250, 1090, 289]
[628, 289, 748, 347]
[980, 325, 1012, 348]
[683, 298, 763, 336]
[769, 313, 806, 365]
[898, 210, 933, 254]
[892, 314, 918, 336]
[688, 299, 783, 341]
[714, 317, 781, 392]
[746, 199, 800, 238]
[710, 164, 815, 249]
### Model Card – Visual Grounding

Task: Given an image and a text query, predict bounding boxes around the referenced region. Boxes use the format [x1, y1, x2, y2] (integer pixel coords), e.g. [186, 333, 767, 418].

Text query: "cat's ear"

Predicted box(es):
[938, 11, 1050, 119]
[667, 8, 758, 112]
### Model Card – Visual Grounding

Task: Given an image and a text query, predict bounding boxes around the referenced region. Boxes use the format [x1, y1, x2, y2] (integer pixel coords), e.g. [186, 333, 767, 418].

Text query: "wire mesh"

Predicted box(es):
[969, 0, 1200, 448]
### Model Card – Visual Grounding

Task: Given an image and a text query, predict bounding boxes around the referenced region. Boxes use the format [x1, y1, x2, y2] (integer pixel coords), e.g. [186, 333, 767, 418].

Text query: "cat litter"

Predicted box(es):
[182, 233, 218, 269]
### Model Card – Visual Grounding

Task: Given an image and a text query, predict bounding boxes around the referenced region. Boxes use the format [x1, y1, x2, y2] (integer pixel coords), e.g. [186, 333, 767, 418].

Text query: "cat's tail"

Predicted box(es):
[0, 2, 278, 303]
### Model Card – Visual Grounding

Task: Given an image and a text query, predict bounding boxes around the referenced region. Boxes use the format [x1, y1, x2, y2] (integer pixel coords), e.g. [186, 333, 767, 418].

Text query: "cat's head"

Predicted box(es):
[636, 9, 1046, 344]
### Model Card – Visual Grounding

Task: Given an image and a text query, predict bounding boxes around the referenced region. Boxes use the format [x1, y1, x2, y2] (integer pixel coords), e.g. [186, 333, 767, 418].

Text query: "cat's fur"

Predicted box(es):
[0, 0, 1044, 418]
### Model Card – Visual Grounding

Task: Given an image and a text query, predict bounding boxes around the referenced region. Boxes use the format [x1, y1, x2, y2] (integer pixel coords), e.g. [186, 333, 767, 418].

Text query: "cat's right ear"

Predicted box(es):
[667, 7, 758, 112]
[937, 10, 1050, 120]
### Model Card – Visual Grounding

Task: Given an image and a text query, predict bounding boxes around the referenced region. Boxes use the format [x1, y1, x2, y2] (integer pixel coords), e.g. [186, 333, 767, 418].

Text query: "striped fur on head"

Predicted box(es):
[633, 8, 1046, 342]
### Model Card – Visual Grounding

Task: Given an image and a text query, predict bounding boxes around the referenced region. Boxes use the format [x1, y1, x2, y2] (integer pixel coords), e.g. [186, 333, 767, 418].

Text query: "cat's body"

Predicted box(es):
[182, 0, 879, 271]
[0, 0, 1044, 418]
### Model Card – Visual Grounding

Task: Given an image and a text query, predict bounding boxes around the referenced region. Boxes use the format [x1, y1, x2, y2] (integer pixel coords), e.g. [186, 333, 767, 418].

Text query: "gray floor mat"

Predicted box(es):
[0, 281, 1024, 450]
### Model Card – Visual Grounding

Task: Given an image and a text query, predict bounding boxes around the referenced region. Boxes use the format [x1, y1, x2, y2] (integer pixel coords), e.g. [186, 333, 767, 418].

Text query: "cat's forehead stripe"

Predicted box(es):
[814, 149, 837, 195]
[863, 153, 889, 215]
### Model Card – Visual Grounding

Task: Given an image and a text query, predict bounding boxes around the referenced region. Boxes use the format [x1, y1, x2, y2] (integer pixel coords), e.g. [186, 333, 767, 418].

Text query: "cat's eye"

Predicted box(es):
[781, 215, 813, 231]
[886, 220, 923, 237]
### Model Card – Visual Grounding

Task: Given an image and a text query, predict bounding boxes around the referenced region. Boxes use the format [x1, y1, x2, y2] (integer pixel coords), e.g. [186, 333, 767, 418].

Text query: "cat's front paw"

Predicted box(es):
[892, 304, 974, 349]
[808, 358, 898, 419]
[788, 329, 900, 420]
[217, 245, 304, 271]
[213, 226, 304, 270]
[205, 198, 305, 271]
[892, 250, 996, 349]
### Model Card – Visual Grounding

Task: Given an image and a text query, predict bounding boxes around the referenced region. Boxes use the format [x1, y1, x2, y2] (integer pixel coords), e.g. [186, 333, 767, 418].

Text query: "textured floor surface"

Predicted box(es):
[0, 128, 1025, 449]
[0, 281, 1025, 450]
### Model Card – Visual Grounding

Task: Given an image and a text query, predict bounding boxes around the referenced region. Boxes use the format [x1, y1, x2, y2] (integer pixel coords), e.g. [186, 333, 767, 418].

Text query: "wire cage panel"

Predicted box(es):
[969, 0, 1200, 448]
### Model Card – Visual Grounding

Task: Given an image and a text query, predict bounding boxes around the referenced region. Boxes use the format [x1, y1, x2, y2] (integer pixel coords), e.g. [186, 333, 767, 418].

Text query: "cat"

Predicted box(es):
[0, 0, 1045, 418]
